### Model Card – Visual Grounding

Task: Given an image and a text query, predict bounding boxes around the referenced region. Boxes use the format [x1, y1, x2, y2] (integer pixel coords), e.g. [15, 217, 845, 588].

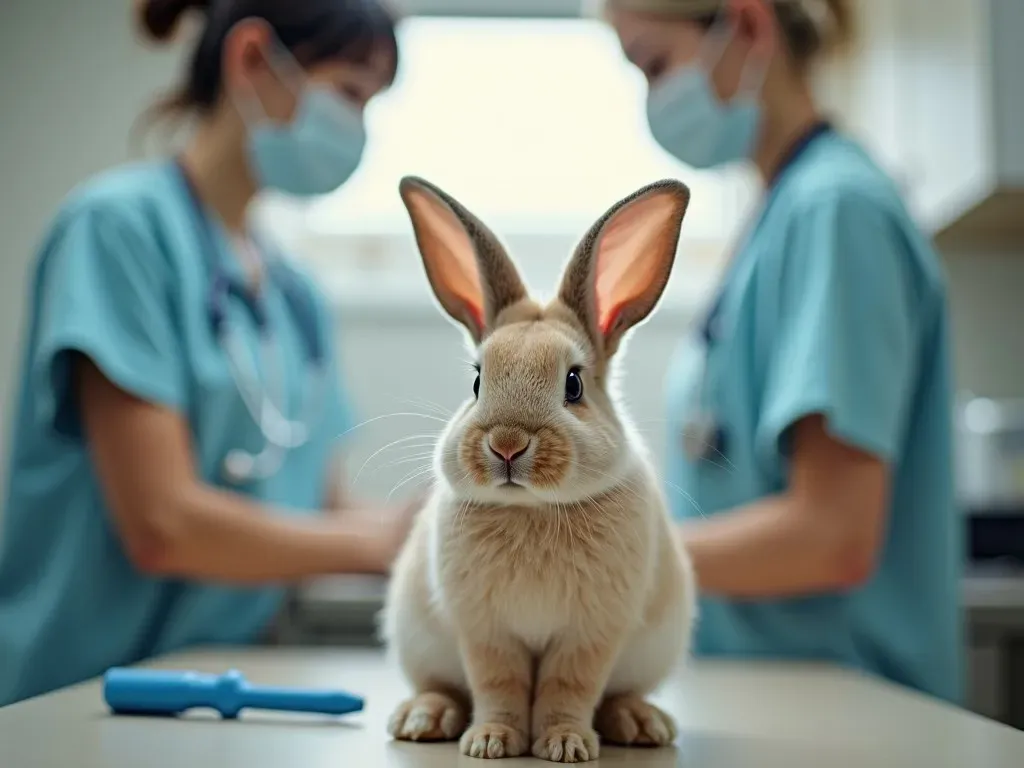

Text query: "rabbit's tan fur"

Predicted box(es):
[382, 177, 697, 763]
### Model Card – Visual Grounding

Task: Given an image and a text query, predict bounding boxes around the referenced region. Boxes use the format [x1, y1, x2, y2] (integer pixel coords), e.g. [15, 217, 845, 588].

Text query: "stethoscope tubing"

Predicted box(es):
[219, 328, 326, 450]
[174, 159, 328, 481]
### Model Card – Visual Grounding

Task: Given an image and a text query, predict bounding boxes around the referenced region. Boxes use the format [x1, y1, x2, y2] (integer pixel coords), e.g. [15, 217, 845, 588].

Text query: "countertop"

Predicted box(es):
[965, 574, 1024, 609]
[294, 570, 1024, 616]
[2, 646, 1022, 767]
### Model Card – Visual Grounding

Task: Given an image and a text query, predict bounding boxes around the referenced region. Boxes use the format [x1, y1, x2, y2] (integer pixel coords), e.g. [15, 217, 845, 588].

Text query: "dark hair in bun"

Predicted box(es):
[138, 0, 399, 122]
[137, 0, 212, 43]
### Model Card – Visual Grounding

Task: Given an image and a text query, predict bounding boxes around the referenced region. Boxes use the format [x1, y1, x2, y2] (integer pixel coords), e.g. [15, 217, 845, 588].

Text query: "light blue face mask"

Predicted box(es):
[237, 46, 367, 198]
[646, 23, 767, 170]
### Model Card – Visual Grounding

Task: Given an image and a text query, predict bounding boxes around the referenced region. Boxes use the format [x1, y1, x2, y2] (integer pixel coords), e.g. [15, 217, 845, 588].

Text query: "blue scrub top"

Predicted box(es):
[665, 132, 963, 704]
[0, 160, 355, 706]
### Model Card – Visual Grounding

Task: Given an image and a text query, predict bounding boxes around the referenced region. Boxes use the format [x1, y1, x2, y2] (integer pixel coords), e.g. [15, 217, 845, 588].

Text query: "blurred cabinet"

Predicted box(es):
[838, 0, 1024, 243]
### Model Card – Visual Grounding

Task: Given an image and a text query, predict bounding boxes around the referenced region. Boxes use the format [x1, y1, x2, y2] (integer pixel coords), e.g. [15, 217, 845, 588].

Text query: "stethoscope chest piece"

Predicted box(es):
[223, 449, 258, 486]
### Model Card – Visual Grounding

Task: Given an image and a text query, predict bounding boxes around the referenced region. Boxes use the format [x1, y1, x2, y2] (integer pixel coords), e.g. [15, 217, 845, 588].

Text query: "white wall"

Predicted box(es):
[0, 0, 184, 496]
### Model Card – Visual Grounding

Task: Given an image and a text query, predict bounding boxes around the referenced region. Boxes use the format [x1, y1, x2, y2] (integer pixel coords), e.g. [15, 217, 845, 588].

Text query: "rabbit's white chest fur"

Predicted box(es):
[385, 477, 693, 703]
[430, 553, 582, 653]
[428, 516, 642, 653]
[423, 482, 662, 649]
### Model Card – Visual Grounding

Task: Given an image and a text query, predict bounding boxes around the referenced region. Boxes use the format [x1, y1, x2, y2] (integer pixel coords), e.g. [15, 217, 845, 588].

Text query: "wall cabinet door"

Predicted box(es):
[893, 0, 991, 233]
[831, 0, 1024, 240]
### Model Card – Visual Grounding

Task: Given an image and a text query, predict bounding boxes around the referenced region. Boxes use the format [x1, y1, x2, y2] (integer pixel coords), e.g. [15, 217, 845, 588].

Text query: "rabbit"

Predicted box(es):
[381, 175, 698, 763]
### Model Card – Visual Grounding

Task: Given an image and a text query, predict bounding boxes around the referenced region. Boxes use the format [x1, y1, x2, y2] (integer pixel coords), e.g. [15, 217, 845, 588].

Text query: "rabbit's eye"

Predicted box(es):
[565, 369, 584, 404]
[473, 373, 481, 400]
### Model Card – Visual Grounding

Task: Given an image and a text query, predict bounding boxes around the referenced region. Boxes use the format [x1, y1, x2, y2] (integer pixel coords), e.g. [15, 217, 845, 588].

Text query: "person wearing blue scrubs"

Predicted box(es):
[0, 0, 418, 707]
[604, 0, 963, 703]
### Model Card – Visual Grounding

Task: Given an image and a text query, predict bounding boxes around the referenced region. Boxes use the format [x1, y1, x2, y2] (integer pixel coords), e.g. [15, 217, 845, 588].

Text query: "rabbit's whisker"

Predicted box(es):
[378, 452, 438, 470]
[661, 479, 709, 520]
[571, 499, 599, 551]
[397, 396, 453, 419]
[673, 426, 736, 472]
[341, 412, 449, 440]
[386, 467, 435, 504]
[376, 462, 435, 480]
[573, 464, 647, 506]
[569, 466, 667, 548]
[451, 469, 474, 537]
[353, 434, 439, 485]
[572, 461, 709, 520]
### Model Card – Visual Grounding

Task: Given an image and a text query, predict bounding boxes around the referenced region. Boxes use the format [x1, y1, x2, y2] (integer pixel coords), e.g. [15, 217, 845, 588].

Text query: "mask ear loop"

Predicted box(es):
[261, 36, 311, 99]
[736, 25, 771, 99]
[694, 9, 732, 75]
[695, 4, 770, 104]
[225, 21, 308, 129]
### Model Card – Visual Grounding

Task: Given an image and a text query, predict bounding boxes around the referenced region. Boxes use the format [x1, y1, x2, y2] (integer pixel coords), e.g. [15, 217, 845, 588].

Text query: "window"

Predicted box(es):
[266, 17, 760, 302]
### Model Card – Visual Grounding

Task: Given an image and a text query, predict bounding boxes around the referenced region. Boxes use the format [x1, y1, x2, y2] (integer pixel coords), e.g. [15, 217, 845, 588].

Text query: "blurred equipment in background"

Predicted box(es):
[958, 396, 1024, 568]
[956, 395, 1024, 731]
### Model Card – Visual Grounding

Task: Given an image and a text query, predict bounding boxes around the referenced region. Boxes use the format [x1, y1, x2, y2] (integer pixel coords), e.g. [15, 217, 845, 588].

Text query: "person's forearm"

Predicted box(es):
[679, 496, 872, 599]
[324, 455, 349, 514]
[140, 483, 385, 584]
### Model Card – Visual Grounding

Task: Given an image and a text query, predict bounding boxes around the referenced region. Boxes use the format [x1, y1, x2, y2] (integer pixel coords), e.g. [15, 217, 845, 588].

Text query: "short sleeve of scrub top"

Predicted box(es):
[755, 189, 918, 465]
[34, 206, 187, 438]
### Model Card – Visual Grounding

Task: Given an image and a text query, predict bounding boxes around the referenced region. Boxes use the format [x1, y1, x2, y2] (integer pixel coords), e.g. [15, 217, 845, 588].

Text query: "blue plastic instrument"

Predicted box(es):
[103, 668, 364, 719]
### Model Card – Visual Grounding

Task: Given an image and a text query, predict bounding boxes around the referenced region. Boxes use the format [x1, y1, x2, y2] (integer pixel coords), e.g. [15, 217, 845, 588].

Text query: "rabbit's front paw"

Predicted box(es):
[388, 691, 467, 741]
[459, 722, 528, 759]
[594, 694, 677, 746]
[531, 724, 600, 763]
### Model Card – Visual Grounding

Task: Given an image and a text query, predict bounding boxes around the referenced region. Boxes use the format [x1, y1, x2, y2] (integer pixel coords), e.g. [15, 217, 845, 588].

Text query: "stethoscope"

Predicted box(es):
[682, 120, 834, 463]
[175, 161, 329, 485]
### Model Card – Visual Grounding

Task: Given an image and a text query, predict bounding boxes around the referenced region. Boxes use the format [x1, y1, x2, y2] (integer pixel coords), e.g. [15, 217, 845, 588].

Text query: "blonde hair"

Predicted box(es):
[603, 0, 855, 66]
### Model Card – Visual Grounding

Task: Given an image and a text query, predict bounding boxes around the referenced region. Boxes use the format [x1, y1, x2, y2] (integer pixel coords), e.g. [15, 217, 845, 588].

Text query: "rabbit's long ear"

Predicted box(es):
[399, 176, 527, 344]
[558, 179, 690, 357]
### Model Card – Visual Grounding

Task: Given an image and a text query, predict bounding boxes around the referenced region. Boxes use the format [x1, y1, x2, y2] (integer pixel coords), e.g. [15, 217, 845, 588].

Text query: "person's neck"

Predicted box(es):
[179, 119, 257, 236]
[752, 82, 822, 185]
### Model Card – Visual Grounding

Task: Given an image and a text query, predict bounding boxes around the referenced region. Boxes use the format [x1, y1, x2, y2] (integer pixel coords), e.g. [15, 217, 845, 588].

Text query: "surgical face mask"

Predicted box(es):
[236, 46, 367, 198]
[646, 24, 766, 170]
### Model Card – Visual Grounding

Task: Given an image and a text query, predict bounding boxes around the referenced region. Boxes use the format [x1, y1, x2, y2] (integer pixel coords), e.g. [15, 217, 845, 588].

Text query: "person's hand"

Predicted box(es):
[343, 490, 427, 574]
[380, 490, 427, 569]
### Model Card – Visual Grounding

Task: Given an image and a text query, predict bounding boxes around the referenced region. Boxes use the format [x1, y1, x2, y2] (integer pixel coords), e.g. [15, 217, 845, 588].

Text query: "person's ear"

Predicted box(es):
[221, 19, 275, 94]
[221, 18, 301, 124]
[726, 0, 777, 60]
[710, 0, 776, 101]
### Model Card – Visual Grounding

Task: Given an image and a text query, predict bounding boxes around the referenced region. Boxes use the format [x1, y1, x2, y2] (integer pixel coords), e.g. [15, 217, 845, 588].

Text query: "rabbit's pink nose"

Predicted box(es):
[488, 435, 530, 463]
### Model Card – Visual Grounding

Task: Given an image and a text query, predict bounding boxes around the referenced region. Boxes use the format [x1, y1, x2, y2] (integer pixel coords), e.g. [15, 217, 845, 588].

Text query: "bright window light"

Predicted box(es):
[303, 17, 756, 243]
